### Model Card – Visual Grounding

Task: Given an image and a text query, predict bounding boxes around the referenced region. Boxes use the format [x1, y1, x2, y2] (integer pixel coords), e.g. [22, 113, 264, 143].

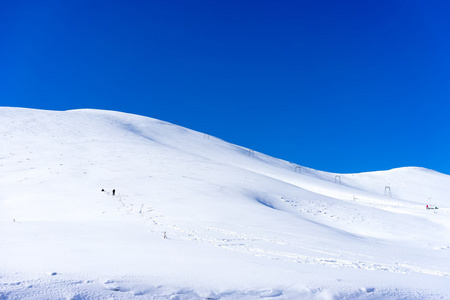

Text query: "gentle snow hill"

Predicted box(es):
[1, 107, 450, 300]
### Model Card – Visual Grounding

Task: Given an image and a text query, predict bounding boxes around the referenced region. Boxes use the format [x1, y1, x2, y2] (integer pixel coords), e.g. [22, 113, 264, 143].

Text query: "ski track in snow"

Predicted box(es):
[114, 191, 450, 279]
[1, 275, 444, 300]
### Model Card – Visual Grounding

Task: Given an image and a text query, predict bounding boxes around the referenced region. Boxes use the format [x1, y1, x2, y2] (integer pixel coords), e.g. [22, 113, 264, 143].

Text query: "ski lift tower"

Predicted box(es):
[384, 186, 392, 198]
[335, 175, 341, 184]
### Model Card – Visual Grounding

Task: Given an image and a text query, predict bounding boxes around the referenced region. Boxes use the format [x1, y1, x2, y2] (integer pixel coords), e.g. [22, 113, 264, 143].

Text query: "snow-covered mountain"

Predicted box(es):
[1, 107, 450, 299]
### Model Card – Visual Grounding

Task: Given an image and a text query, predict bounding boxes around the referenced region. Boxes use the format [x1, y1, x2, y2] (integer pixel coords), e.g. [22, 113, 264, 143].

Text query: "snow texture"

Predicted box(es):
[1, 107, 450, 299]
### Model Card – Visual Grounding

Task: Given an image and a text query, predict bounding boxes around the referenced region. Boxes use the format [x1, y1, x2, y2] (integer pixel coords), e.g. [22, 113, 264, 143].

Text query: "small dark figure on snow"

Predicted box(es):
[101, 189, 105, 192]
[112, 189, 116, 196]
[163, 231, 167, 239]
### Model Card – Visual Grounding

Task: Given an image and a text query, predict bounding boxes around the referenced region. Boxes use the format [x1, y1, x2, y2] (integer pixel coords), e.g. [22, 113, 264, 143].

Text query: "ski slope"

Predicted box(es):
[1, 107, 450, 299]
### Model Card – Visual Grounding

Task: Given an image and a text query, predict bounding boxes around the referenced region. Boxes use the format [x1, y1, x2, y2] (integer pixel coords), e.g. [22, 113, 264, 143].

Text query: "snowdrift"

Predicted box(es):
[1, 107, 450, 299]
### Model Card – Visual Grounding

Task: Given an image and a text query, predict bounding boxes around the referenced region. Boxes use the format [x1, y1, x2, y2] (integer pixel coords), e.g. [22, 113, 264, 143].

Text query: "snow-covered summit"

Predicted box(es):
[1, 107, 450, 299]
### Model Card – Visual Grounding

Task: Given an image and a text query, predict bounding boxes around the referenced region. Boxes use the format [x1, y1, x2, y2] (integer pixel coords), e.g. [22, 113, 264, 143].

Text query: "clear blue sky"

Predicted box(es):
[1, 0, 450, 174]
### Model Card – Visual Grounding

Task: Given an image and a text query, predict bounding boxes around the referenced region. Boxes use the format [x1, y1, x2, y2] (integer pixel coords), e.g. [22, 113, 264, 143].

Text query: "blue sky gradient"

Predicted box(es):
[1, 0, 450, 174]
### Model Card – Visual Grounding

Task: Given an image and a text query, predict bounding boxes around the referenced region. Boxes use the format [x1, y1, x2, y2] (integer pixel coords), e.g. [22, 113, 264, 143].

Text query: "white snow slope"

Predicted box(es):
[1, 107, 450, 300]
